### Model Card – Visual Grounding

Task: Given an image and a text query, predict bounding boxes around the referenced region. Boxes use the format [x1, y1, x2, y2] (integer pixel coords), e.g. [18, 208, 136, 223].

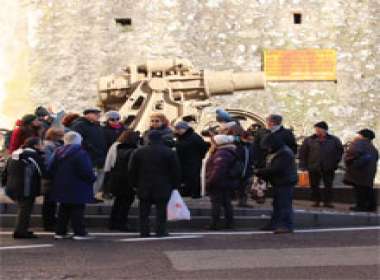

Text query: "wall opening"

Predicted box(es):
[115, 18, 132, 26]
[293, 13, 302, 24]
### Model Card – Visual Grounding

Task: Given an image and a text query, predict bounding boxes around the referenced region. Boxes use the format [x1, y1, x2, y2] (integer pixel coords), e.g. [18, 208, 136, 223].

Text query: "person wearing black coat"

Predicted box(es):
[299, 122, 344, 208]
[255, 133, 297, 234]
[104, 130, 139, 231]
[128, 130, 181, 237]
[70, 109, 107, 168]
[343, 129, 379, 212]
[174, 121, 209, 199]
[4, 137, 45, 239]
[265, 114, 298, 155]
[70, 109, 107, 200]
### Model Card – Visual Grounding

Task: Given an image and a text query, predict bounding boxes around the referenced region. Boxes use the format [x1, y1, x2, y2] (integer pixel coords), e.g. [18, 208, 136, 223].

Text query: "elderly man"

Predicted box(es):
[70, 108, 106, 201]
[265, 114, 297, 154]
[344, 129, 378, 212]
[299, 122, 343, 208]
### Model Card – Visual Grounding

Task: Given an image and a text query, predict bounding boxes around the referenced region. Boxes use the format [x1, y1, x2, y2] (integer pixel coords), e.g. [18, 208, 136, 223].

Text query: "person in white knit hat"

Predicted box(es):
[205, 134, 239, 230]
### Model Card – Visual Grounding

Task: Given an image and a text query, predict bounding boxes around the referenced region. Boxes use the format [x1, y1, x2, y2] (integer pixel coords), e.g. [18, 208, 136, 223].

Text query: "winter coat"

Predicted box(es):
[252, 128, 270, 168]
[206, 144, 241, 192]
[271, 126, 298, 155]
[106, 143, 137, 197]
[103, 123, 125, 151]
[255, 135, 297, 187]
[299, 134, 343, 172]
[343, 139, 379, 188]
[70, 117, 107, 168]
[128, 141, 181, 201]
[4, 148, 44, 200]
[175, 128, 209, 180]
[49, 144, 96, 204]
[8, 124, 41, 154]
[142, 127, 175, 147]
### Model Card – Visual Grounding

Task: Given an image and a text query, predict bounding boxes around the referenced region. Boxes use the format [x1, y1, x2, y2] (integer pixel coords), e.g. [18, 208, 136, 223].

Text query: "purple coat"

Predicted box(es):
[49, 144, 96, 204]
[206, 145, 240, 192]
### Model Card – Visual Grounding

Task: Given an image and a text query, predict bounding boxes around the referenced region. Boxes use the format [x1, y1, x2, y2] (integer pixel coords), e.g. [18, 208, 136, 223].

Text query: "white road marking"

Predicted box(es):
[0, 226, 379, 237]
[0, 244, 53, 250]
[118, 235, 202, 242]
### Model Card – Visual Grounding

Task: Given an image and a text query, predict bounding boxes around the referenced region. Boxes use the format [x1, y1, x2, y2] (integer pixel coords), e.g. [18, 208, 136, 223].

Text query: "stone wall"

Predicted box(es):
[0, 0, 379, 149]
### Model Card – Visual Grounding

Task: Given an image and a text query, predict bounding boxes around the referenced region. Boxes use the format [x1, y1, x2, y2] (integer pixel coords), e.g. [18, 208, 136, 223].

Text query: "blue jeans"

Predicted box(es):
[271, 185, 294, 230]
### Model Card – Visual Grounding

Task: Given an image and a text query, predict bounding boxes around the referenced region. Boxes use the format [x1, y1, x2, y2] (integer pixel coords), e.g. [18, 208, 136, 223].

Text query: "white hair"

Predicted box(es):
[64, 131, 82, 145]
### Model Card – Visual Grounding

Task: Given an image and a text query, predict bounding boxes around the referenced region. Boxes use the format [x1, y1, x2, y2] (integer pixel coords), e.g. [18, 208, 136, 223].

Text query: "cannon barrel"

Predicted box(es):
[203, 70, 265, 96]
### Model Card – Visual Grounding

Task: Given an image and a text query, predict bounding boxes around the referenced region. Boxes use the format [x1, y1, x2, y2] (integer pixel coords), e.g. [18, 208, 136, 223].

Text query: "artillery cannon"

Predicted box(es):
[98, 58, 266, 132]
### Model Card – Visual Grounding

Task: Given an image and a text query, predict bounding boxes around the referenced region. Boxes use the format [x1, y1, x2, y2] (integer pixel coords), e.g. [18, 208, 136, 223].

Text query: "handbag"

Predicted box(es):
[298, 171, 310, 188]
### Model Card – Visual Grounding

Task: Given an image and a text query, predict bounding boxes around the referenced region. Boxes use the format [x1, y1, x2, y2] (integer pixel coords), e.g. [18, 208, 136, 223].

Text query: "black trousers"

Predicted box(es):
[353, 185, 377, 211]
[56, 203, 86, 236]
[210, 189, 234, 227]
[309, 170, 335, 204]
[139, 197, 169, 236]
[15, 197, 35, 234]
[183, 168, 202, 198]
[109, 195, 134, 228]
[271, 185, 294, 230]
[42, 193, 57, 229]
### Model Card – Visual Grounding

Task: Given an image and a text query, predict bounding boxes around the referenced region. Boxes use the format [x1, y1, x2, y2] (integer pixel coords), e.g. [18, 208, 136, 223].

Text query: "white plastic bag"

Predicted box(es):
[167, 190, 191, 221]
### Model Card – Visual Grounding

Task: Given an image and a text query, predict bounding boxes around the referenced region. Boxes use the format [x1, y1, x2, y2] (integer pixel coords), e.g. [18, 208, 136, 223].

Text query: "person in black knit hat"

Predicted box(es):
[344, 129, 378, 212]
[299, 121, 344, 208]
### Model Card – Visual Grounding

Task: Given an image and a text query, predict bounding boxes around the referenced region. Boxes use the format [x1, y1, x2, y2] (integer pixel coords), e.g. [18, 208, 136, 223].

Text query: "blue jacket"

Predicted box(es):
[49, 144, 96, 204]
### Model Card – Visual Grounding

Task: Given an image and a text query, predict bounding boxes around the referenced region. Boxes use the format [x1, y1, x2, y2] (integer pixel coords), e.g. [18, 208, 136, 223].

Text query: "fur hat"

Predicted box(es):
[213, 135, 235, 146]
[64, 131, 83, 145]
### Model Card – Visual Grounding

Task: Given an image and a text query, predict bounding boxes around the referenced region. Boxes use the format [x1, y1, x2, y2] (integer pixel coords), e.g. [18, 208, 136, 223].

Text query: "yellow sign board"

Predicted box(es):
[264, 49, 337, 81]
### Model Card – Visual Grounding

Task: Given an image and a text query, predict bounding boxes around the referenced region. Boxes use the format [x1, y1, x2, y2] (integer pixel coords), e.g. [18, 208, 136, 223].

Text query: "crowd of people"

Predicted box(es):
[1, 105, 378, 239]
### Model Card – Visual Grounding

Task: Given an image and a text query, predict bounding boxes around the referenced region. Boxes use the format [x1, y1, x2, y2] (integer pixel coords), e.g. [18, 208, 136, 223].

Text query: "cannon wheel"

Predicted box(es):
[225, 109, 266, 128]
[191, 108, 266, 137]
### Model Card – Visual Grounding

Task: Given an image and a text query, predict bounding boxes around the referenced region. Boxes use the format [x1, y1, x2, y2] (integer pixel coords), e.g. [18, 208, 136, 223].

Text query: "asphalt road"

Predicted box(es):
[1, 227, 379, 280]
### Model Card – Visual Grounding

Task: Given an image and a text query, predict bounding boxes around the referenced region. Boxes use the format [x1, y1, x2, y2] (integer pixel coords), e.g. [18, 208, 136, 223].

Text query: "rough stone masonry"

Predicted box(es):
[0, 0, 379, 150]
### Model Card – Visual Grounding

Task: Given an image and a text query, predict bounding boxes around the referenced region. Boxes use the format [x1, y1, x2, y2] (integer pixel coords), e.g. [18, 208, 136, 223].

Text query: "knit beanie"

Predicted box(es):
[175, 121, 190, 130]
[358, 129, 375, 141]
[105, 111, 120, 120]
[216, 108, 233, 123]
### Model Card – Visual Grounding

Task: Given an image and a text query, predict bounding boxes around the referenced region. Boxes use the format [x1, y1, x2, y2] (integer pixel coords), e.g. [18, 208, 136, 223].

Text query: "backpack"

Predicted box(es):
[4, 156, 41, 199]
[227, 146, 249, 180]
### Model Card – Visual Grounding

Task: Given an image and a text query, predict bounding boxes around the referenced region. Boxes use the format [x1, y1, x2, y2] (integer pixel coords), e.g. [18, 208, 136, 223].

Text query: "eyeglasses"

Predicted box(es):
[109, 118, 120, 122]
[150, 119, 161, 123]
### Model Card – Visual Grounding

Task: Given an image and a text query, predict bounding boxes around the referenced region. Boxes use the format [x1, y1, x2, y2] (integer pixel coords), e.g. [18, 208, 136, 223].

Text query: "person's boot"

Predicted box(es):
[273, 228, 294, 234]
[13, 231, 38, 239]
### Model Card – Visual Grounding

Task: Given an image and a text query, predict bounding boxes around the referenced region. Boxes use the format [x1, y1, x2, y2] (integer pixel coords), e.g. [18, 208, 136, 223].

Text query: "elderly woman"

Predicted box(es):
[103, 111, 125, 151]
[142, 113, 174, 147]
[49, 131, 96, 240]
